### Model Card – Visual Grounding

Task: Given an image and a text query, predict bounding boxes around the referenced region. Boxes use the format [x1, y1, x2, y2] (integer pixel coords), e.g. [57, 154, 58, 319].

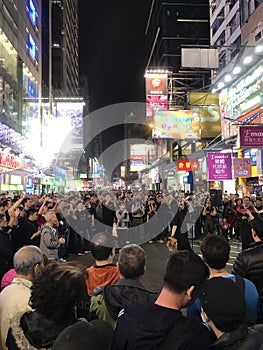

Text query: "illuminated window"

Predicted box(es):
[28, 35, 36, 60]
[28, 0, 38, 25]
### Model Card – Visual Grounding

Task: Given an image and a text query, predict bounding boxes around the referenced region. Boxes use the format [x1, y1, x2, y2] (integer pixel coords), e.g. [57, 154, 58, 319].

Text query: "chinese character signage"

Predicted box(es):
[240, 126, 263, 148]
[177, 159, 199, 171]
[152, 110, 201, 139]
[208, 153, 232, 180]
[233, 158, 252, 178]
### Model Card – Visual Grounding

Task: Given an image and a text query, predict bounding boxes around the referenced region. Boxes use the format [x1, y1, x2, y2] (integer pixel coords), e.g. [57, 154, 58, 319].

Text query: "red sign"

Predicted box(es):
[145, 74, 167, 95]
[149, 77, 164, 90]
[0, 153, 27, 169]
[177, 159, 199, 171]
[32, 178, 40, 184]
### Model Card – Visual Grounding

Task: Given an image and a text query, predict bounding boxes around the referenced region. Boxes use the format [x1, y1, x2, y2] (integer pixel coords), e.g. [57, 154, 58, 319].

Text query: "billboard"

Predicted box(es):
[55, 102, 84, 149]
[145, 73, 167, 96]
[208, 153, 232, 180]
[239, 126, 263, 148]
[189, 92, 221, 139]
[152, 110, 201, 139]
[233, 158, 252, 178]
[130, 144, 156, 172]
[146, 95, 168, 118]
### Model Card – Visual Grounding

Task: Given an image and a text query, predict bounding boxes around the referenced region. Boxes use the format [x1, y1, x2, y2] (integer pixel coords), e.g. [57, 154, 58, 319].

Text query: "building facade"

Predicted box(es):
[51, 0, 79, 97]
[0, 0, 42, 135]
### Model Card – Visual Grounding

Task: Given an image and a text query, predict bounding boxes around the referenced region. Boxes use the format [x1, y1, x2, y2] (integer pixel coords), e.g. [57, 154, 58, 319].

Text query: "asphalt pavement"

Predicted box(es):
[69, 239, 242, 292]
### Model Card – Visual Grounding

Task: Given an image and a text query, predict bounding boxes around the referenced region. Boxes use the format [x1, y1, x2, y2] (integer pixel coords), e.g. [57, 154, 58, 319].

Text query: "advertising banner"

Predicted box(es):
[240, 126, 263, 148]
[152, 110, 201, 139]
[145, 74, 167, 96]
[146, 95, 168, 118]
[233, 158, 252, 178]
[55, 102, 84, 149]
[189, 92, 221, 139]
[177, 159, 199, 171]
[208, 153, 232, 180]
[130, 144, 157, 172]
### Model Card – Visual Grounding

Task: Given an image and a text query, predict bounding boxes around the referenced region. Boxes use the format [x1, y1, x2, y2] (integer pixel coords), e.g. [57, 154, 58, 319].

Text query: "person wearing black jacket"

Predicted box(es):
[198, 277, 263, 350]
[232, 217, 263, 323]
[89, 244, 158, 327]
[112, 250, 214, 350]
[0, 213, 14, 285]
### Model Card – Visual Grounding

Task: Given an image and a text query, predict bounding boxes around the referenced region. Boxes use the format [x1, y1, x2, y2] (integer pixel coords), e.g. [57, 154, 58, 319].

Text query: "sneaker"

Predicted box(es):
[57, 258, 66, 262]
[77, 253, 85, 256]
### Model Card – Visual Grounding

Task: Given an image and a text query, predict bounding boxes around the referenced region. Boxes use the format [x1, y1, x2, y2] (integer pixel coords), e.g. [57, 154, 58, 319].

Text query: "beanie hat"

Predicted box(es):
[1, 269, 16, 290]
[51, 320, 113, 350]
[198, 277, 246, 332]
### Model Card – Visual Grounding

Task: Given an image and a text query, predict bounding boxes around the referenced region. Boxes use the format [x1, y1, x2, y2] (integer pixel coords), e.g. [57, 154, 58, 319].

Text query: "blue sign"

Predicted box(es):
[243, 149, 257, 166]
[183, 176, 189, 184]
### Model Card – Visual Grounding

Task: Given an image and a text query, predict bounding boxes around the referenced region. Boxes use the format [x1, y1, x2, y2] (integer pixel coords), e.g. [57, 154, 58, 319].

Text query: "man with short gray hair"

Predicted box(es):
[0, 245, 44, 350]
[90, 244, 158, 327]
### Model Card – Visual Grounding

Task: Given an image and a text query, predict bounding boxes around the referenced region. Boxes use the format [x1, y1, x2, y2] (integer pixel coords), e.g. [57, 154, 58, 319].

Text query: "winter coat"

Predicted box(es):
[89, 278, 158, 327]
[210, 323, 263, 349]
[232, 241, 263, 322]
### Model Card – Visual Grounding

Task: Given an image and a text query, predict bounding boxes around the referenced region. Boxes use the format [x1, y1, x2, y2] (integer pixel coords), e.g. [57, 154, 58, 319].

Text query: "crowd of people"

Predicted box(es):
[0, 189, 263, 348]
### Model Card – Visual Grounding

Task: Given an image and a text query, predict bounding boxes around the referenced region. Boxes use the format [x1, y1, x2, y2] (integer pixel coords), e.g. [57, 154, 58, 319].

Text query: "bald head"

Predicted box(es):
[14, 245, 44, 277]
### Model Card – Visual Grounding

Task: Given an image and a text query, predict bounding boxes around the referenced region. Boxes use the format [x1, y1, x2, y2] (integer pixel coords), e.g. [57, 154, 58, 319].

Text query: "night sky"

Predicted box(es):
[79, 0, 152, 112]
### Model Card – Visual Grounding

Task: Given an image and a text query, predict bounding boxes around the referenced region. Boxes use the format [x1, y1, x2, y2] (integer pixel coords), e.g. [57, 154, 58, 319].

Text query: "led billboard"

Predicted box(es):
[152, 110, 201, 139]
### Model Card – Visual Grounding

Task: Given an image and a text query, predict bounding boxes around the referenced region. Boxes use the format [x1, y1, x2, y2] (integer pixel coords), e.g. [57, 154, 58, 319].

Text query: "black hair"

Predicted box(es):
[200, 234, 230, 270]
[163, 251, 209, 294]
[118, 244, 145, 279]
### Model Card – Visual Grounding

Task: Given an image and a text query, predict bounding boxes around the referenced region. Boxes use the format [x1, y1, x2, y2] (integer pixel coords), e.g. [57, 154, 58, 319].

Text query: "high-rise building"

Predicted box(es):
[50, 0, 79, 97]
[210, 0, 263, 86]
[145, 0, 211, 109]
[0, 0, 42, 135]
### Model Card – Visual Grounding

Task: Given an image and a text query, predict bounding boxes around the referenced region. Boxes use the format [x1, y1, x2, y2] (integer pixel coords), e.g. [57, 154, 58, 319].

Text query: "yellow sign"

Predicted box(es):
[153, 110, 201, 139]
[189, 92, 221, 139]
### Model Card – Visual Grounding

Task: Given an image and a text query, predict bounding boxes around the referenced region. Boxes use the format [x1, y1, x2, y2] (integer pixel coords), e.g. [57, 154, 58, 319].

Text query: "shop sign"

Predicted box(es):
[32, 178, 40, 184]
[0, 153, 27, 169]
[145, 74, 167, 95]
[240, 126, 263, 148]
[233, 158, 252, 178]
[177, 159, 199, 171]
[208, 153, 232, 180]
